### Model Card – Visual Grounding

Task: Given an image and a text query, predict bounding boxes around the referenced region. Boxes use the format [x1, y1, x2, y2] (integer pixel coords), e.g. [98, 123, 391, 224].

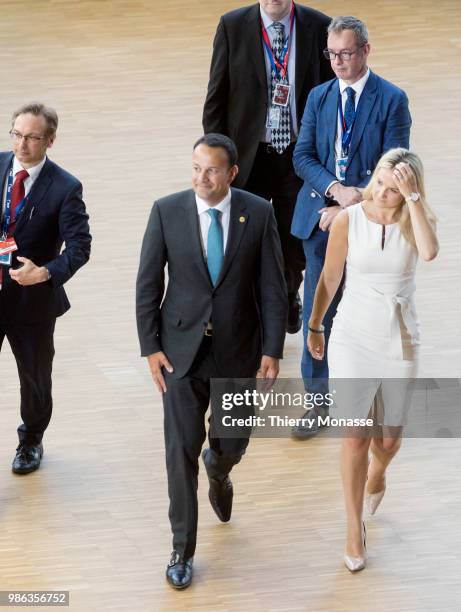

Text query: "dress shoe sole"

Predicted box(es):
[12, 451, 43, 475]
[202, 449, 232, 522]
[208, 490, 231, 523]
[290, 427, 320, 440]
[165, 574, 192, 590]
[12, 463, 41, 475]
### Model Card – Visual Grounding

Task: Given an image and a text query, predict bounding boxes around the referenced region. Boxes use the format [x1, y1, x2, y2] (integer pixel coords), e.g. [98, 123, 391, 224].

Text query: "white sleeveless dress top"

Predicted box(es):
[328, 202, 420, 379]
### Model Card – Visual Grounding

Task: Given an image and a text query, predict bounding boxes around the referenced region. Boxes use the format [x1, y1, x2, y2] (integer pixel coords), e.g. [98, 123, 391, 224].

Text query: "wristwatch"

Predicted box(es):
[405, 192, 420, 203]
[308, 323, 325, 334]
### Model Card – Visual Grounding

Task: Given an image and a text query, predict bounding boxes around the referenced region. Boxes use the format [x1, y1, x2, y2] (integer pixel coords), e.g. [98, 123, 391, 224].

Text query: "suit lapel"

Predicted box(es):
[0, 154, 12, 233]
[0, 153, 14, 197]
[325, 80, 340, 164]
[183, 191, 212, 285]
[347, 71, 379, 164]
[14, 157, 53, 235]
[294, 5, 314, 121]
[246, 3, 269, 89]
[215, 189, 248, 288]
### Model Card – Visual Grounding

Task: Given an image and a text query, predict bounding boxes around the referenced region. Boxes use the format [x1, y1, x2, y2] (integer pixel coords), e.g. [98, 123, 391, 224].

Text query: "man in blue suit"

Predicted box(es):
[290, 16, 411, 438]
[0, 103, 91, 471]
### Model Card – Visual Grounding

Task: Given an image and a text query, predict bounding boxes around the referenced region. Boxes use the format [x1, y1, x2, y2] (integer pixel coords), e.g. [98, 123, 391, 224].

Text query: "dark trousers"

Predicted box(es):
[301, 227, 342, 383]
[0, 317, 56, 446]
[162, 336, 250, 559]
[245, 142, 305, 296]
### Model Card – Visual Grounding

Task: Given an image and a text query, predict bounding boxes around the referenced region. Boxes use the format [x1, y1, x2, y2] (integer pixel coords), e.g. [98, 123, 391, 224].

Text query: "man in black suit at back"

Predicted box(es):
[136, 134, 287, 589]
[0, 102, 91, 475]
[203, 0, 333, 334]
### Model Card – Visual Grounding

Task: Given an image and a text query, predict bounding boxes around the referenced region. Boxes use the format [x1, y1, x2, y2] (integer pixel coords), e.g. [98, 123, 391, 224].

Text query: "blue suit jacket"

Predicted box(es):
[0, 152, 91, 323]
[291, 70, 411, 240]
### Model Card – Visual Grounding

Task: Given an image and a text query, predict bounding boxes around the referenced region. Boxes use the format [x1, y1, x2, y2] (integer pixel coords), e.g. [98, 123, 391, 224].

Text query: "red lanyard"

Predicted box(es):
[261, 3, 295, 80]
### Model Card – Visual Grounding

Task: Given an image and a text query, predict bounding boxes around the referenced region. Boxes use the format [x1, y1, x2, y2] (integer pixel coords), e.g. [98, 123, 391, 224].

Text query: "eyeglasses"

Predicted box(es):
[9, 130, 47, 143]
[323, 46, 365, 61]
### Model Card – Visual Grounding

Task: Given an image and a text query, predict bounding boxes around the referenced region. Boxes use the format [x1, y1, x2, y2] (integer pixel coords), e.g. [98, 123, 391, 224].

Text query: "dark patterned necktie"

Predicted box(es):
[270, 21, 291, 154]
[344, 87, 356, 134]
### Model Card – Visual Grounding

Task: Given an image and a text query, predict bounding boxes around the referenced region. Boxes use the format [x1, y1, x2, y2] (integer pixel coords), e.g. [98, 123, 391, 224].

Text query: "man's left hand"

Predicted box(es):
[9, 257, 50, 286]
[318, 205, 342, 231]
[257, 355, 280, 381]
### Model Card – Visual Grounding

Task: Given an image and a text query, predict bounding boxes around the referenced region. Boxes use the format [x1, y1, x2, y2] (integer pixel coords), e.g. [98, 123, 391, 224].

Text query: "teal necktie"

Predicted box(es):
[207, 209, 224, 286]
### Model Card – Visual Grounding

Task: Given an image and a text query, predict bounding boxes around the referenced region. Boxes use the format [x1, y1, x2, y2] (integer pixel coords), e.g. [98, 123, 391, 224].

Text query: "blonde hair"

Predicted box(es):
[362, 148, 436, 248]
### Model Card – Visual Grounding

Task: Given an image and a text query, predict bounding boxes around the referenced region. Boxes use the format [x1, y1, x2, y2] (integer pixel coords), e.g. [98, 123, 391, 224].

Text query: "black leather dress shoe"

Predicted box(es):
[202, 449, 233, 522]
[166, 551, 193, 589]
[286, 292, 302, 334]
[291, 409, 328, 440]
[12, 443, 43, 474]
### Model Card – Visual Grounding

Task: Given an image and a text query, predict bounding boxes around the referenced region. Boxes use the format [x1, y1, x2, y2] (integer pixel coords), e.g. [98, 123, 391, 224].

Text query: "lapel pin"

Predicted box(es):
[239, 216, 246, 223]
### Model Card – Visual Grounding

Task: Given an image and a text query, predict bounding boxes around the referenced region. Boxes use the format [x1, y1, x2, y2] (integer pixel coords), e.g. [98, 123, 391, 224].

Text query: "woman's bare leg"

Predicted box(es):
[341, 433, 371, 557]
[367, 427, 402, 494]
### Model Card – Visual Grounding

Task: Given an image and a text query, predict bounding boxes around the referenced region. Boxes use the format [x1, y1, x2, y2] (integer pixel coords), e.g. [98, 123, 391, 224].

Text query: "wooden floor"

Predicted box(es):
[1, 0, 460, 610]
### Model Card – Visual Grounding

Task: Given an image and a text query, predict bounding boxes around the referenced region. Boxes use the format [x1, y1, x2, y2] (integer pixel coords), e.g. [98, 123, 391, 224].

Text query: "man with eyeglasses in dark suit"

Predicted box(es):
[0, 102, 91, 474]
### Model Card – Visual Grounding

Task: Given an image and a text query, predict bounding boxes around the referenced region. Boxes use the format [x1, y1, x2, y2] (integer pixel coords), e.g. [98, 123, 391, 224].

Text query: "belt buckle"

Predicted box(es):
[204, 328, 213, 337]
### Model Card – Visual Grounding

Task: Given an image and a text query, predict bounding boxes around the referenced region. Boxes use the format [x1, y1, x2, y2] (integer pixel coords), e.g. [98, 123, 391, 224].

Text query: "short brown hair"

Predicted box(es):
[11, 102, 58, 138]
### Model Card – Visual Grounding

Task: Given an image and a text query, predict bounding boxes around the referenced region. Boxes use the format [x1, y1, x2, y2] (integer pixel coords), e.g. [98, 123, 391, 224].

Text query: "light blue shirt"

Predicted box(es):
[260, 6, 297, 142]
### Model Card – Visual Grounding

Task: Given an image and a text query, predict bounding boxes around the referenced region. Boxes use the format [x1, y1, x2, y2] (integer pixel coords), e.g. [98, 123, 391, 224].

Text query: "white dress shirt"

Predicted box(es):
[326, 68, 371, 192]
[260, 6, 297, 142]
[334, 68, 370, 164]
[2, 156, 47, 214]
[195, 190, 231, 258]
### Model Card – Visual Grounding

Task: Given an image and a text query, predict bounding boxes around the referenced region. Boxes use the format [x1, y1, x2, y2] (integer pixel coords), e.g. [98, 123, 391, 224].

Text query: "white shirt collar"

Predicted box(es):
[195, 190, 232, 215]
[339, 67, 370, 95]
[13, 156, 47, 181]
[260, 6, 292, 31]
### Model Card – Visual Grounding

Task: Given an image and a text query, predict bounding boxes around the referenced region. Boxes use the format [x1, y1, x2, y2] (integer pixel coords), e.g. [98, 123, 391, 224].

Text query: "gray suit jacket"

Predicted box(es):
[136, 188, 287, 378]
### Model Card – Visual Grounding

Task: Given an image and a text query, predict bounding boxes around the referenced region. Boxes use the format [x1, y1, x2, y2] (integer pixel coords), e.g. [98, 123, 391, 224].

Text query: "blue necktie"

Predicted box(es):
[207, 209, 224, 286]
[344, 86, 356, 133]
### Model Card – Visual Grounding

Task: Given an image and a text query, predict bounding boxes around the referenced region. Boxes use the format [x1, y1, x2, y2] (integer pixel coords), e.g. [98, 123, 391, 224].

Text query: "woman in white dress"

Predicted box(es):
[307, 148, 438, 572]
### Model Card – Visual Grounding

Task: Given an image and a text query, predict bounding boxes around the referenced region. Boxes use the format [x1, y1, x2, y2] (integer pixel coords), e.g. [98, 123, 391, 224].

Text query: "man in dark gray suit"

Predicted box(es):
[136, 134, 287, 589]
[203, 1, 333, 334]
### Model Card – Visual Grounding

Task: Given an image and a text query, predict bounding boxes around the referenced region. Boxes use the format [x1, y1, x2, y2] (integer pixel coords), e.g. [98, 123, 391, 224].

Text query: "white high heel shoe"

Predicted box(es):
[344, 523, 367, 572]
[366, 476, 386, 515]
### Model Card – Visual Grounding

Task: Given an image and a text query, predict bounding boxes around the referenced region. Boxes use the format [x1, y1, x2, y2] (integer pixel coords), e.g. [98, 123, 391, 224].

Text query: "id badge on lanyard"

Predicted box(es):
[1, 166, 24, 265]
[336, 92, 357, 182]
[272, 82, 291, 107]
[336, 157, 348, 182]
[266, 106, 281, 130]
[262, 5, 295, 126]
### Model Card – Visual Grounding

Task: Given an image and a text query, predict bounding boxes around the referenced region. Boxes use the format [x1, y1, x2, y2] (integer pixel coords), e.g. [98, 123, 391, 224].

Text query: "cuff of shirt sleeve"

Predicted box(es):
[325, 180, 339, 197]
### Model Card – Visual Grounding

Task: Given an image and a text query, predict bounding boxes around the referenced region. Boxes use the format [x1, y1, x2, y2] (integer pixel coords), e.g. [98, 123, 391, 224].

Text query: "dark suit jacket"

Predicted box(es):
[291, 70, 412, 240]
[202, 2, 333, 187]
[0, 152, 91, 323]
[136, 188, 287, 379]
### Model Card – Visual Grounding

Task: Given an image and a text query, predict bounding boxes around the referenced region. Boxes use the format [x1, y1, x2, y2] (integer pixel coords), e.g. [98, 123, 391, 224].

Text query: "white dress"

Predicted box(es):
[328, 203, 420, 425]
